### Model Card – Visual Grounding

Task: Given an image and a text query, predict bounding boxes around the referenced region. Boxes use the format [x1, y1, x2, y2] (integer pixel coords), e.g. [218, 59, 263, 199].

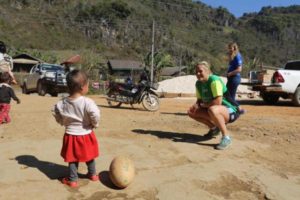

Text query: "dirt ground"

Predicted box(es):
[0, 91, 299, 200]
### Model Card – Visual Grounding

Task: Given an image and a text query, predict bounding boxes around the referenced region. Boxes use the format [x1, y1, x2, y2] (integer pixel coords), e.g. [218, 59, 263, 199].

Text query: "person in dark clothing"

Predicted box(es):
[125, 76, 133, 89]
[0, 72, 20, 124]
[63, 63, 72, 73]
[139, 68, 149, 82]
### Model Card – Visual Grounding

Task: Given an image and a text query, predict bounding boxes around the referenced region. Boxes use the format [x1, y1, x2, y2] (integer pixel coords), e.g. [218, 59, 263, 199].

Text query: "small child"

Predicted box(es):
[53, 70, 100, 188]
[0, 72, 20, 124]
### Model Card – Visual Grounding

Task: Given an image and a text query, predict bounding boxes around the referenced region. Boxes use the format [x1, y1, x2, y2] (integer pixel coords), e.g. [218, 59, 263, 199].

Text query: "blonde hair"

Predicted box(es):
[196, 61, 211, 72]
[228, 42, 239, 60]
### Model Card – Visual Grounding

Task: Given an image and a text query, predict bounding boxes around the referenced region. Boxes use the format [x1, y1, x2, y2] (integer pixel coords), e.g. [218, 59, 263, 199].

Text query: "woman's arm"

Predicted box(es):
[188, 99, 202, 114]
[228, 54, 243, 77]
[227, 66, 242, 77]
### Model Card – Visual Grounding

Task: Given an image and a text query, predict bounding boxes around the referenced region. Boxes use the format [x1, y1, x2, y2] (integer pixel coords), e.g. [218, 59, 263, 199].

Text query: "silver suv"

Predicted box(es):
[22, 63, 68, 96]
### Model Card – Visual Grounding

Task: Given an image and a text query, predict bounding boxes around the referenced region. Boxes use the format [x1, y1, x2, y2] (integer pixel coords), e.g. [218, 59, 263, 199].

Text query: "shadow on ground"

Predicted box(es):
[97, 104, 147, 112]
[132, 129, 216, 148]
[160, 112, 187, 116]
[15, 155, 83, 180]
[99, 171, 122, 190]
[238, 99, 294, 107]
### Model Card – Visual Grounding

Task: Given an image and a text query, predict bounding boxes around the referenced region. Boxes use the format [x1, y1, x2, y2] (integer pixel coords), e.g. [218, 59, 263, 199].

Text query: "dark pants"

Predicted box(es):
[226, 75, 241, 104]
[69, 159, 96, 181]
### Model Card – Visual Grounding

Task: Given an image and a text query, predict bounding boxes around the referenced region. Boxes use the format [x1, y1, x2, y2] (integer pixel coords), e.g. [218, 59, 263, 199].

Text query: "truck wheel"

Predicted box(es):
[22, 83, 29, 94]
[37, 81, 47, 96]
[261, 92, 279, 105]
[292, 86, 300, 106]
[50, 92, 58, 97]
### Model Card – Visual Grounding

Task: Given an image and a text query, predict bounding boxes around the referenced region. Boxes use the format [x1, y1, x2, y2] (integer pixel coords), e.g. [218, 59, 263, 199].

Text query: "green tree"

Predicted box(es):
[144, 51, 174, 81]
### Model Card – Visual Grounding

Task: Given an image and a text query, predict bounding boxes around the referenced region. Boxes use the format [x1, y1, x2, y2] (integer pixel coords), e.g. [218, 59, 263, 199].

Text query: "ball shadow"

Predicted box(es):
[99, 171, 122, 190]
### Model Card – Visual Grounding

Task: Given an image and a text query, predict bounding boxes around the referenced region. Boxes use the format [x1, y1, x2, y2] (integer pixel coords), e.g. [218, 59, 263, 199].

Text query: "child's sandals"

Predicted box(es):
[61, 177, 78, 188]
[61, 175, 98, 188]
[87, 174, 99, 181]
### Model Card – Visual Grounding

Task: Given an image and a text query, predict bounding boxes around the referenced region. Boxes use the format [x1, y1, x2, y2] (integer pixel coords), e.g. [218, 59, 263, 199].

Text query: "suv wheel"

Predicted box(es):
[22, 83, 29, 94]
[50, 92, 58, 97]
[292, 86, 300, 106]
[37, 81, 47, 96]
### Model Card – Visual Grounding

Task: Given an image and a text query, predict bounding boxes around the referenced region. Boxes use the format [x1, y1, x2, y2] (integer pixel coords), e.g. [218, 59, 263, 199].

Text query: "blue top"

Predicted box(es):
[227, 53, 243, 75]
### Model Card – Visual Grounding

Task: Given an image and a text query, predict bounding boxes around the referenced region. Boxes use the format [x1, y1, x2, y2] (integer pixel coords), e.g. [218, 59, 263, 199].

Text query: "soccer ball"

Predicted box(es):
[109, 155, 135, 188]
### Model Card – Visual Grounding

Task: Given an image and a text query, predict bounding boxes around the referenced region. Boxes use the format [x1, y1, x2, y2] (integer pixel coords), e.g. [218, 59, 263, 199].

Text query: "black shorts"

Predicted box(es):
[227, 107, 240, 123]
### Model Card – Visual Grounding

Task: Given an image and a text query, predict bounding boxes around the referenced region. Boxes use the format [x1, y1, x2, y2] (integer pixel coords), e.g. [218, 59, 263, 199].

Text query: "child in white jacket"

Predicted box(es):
[53, 70, 100, 188]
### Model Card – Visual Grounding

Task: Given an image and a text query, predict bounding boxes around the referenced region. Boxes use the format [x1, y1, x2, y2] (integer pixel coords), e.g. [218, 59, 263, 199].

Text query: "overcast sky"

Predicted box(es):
[198, 0, 300, 17]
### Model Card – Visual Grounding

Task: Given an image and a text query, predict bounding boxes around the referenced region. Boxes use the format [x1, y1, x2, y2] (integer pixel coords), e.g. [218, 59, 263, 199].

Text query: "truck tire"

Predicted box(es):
[50, 92, 58, 97]
[261, 92, 279, 105]
[292, 86, 300, 106]
[37, 81, 47, 96]
[22, 83, 29, 94]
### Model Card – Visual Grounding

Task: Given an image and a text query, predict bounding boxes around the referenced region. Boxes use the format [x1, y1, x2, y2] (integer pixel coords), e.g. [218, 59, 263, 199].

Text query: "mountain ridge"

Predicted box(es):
[0, 0, 299, 74]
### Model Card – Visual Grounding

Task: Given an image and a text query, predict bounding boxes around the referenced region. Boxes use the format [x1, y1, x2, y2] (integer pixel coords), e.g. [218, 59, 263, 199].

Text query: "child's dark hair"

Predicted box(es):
[66, 70, 88, 94]
[0, 72, 11, 83]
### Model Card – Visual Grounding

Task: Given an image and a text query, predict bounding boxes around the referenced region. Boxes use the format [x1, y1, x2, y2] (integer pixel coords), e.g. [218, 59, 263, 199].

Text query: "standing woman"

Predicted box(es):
[226, 42, 243, 105]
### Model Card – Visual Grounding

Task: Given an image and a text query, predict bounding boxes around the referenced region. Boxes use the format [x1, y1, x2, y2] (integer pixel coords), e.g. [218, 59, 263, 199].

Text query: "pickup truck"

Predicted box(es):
[22, 63, 68, 96]
[245, 60, 300, 106]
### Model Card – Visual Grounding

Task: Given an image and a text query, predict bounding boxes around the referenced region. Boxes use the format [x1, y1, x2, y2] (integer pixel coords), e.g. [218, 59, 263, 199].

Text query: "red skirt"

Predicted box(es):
[61, 131, 99, 162]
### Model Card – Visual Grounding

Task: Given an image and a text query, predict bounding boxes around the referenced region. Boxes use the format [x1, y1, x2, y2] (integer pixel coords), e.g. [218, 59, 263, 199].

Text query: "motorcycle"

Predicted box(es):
[106, 78, 160, 112]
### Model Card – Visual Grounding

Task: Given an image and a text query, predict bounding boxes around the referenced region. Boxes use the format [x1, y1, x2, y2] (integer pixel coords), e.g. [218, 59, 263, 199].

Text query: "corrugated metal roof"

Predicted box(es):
[108, 59, 143, 70]
[13, 58, 39, 64]
[13, 53, 43, 62]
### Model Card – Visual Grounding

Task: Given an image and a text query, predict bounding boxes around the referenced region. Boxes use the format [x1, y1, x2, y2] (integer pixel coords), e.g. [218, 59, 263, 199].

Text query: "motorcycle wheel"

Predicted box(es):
[107, 94, 122, 108]
[142, 93, 159, 111]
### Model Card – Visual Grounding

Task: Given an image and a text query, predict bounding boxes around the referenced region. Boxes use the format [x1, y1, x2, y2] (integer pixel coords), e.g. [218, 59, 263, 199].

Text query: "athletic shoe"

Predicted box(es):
[204, 127, 220, 138]
[216, 136, 232, 150]
[239, 108, 246, 115]
[61, 177, 78, 188]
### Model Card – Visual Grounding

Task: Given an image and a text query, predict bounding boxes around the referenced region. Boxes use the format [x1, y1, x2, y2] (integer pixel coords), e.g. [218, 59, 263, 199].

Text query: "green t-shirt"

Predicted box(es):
[195, 75, 237, 112]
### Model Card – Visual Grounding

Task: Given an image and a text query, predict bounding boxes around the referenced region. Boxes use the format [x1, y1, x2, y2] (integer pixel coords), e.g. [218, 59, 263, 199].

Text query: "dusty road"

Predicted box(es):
[0, 93, 299, 200]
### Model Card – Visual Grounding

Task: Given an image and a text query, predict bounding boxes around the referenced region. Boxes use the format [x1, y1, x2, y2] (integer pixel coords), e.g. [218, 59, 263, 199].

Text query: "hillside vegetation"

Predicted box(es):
[0, 0, 299, 76]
